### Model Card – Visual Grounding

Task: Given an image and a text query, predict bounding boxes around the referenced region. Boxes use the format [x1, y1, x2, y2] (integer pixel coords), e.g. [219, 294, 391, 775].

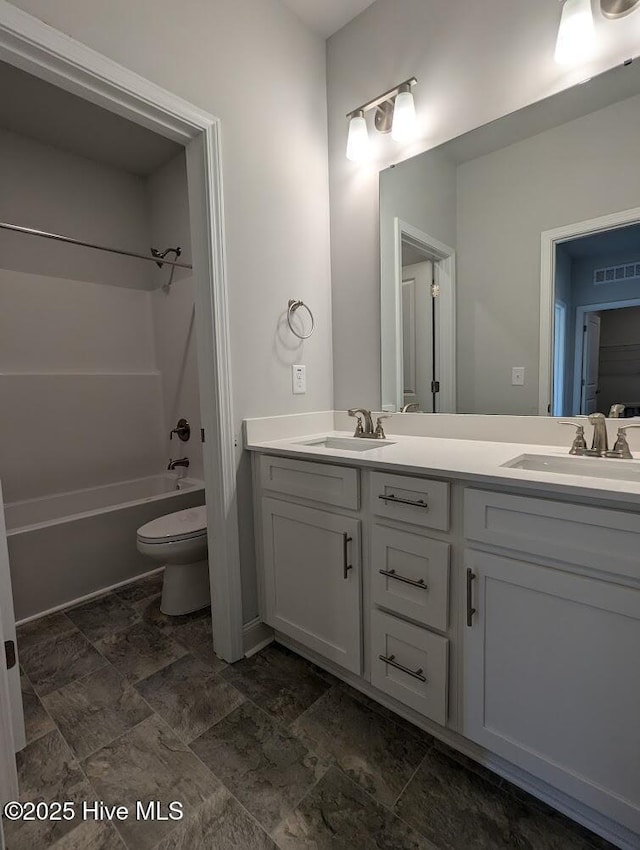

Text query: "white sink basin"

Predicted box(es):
[298, 436, 396, 452]
[503, 454, 640, 482]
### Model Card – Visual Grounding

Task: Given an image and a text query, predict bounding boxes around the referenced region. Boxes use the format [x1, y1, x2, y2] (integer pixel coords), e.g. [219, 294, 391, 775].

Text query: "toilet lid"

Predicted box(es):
[137, 505, 207, 543]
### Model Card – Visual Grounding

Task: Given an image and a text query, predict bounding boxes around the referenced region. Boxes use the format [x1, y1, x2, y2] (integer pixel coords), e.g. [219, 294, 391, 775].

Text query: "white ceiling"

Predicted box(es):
[280, 0, 376, 37]
[0, 60, 182, 176]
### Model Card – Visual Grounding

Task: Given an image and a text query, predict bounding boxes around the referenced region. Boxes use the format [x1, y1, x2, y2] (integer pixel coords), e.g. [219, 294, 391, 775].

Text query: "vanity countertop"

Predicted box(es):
[245, 429, 640, 507]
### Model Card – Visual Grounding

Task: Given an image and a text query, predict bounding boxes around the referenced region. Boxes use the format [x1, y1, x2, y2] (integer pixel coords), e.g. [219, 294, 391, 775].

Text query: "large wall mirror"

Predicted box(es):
[380, 59, 640, 416]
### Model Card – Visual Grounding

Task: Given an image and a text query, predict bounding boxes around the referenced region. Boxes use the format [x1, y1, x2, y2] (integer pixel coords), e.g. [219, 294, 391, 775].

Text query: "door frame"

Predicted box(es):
[539, 205, 640, 415]
[572, 299, 640, 414]
[390, 219, 456, 413]
[0, 2, 244, 661]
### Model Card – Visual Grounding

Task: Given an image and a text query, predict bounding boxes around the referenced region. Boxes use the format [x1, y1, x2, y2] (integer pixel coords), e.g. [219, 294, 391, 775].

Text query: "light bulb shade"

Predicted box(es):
[555, 0, 596, 65]
[391, 89, 417, 143]
[346, 112, 370, 162]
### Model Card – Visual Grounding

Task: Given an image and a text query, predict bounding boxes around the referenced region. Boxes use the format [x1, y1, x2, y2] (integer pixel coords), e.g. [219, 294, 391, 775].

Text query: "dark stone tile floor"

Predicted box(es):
[4, 575, 618, 850]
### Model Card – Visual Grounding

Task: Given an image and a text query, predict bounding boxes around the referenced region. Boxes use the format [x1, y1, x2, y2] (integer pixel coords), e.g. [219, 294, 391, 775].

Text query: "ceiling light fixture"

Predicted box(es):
[346, 77, 417, 162]
[555, 0, 596, 65]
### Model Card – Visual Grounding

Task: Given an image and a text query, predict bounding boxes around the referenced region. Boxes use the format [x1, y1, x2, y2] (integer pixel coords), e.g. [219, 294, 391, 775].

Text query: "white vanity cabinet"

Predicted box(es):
[252, 448, 640, 846]
[258, 456, 363, 674]
[464, 489, 640, 836]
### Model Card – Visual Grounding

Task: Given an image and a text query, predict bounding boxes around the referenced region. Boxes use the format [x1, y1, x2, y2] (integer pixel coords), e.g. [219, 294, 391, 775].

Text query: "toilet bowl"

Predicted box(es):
[136, 505, 210, 616]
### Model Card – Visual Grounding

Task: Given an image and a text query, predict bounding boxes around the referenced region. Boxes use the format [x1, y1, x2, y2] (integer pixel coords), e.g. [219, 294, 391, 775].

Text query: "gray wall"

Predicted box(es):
[327, 0, 640, 410]
[8, 0, 332, 623]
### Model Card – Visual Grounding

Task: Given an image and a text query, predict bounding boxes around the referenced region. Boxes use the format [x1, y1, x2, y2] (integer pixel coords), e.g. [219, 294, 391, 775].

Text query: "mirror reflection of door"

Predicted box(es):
[581, 312, 601, 414]
[402, 259, 434, 412]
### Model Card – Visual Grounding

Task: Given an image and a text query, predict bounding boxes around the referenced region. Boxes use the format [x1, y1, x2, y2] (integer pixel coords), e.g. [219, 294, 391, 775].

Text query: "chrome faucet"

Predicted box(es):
[588, 413, 609, 456]
[168, 457, 189, 470]
[348, 408, 375, 437]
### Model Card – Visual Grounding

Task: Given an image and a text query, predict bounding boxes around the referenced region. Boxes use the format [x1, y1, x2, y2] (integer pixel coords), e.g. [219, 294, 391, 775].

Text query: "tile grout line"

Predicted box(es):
[390, 746, 430, 811]
[154, 724, 279, 850]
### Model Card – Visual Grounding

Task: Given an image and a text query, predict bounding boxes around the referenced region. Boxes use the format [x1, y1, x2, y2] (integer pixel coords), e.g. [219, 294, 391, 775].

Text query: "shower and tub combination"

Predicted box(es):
[1, 196, 210, 623]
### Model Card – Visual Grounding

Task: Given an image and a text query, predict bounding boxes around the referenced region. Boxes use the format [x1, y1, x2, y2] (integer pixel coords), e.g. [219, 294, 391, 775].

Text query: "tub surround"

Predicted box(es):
[246, 411, 640, 849]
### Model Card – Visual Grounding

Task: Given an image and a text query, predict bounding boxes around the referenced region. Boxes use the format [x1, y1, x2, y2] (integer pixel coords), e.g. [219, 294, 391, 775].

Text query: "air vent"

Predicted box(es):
[593, 263, 640, 285]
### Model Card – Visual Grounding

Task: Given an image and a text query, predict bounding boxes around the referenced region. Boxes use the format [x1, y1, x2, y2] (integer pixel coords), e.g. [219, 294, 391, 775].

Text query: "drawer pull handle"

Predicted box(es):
[378, 493, 428, 509]
[466, 568, 476, 627]
[343, 533, 353, 579]
[379, 568, 428, 590]
[378, 653, 427, 683]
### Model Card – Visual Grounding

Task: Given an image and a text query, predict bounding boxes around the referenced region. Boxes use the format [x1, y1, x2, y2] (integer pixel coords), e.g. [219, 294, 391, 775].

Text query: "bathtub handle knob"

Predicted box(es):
[170, 418, 191, 442]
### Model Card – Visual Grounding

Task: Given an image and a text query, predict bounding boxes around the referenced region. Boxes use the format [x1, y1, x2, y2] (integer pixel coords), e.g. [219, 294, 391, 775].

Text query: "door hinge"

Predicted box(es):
[4, 640, 16, 671]
[430, 283, 440, 298]
[431, 380, 440, 393]
[583, 324, 587, 332]
[200, 428, 205, 443]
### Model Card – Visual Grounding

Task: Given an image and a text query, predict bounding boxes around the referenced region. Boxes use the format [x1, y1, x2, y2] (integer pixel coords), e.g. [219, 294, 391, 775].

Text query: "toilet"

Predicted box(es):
[136, 505, 210, 616]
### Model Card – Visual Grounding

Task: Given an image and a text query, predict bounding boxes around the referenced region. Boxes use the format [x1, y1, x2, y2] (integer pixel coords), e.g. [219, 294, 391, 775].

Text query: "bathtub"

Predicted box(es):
[5, 474, 206, 622]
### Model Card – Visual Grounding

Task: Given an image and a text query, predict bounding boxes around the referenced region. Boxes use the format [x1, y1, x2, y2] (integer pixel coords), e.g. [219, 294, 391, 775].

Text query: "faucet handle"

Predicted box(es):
[612, 423, 640, 459]
[557, 421, 588, 455]
[374, 415, 390, 439]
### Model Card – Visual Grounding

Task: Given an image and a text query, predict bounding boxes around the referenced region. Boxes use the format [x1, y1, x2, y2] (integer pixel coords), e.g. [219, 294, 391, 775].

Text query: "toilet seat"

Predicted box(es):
[137, 505, 207, 544]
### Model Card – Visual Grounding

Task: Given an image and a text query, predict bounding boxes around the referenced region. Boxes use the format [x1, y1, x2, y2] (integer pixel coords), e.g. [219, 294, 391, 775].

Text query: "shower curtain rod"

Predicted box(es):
[0, 221, 193, 269]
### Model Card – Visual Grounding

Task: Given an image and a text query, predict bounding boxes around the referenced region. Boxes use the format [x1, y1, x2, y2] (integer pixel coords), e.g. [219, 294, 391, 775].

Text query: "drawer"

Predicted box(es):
[371, 609, 448, 725]
[370, 471, 449, 531]
[371, 525, 449, 631]
[259, 455, 359, 509]
[465, 489, 640, 579]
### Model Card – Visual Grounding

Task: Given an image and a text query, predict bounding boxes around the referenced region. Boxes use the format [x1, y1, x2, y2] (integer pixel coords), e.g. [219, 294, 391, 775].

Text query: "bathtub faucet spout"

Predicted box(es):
[168, 457, 189, 470]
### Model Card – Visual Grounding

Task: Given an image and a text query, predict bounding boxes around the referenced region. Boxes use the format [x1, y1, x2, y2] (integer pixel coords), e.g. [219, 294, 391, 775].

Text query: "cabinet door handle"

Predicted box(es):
[343, 533, 353, 579]
[379, 568, 428, 590]
[378, 493, 428, 509]
[378, 653, 427, 683]
[466, 568, 476, 627]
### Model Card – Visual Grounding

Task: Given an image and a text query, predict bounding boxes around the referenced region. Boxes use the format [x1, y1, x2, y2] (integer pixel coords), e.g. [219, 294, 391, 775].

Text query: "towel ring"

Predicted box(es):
[287, 299, 315, 340]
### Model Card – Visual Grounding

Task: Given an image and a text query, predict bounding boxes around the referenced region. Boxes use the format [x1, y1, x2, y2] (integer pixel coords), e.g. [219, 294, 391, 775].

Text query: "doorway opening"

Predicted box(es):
[540, 207, 640, 416]
[550, 221, 640, 417]
[382, 219, 456, 414]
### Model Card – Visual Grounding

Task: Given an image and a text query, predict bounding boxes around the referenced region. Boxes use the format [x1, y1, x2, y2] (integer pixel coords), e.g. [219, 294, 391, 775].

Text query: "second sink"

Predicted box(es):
[503, 454, 640, 482]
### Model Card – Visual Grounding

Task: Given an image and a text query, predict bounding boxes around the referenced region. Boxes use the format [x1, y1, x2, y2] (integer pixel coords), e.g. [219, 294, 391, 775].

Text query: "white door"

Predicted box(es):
[0, 481, 21, 809]
[580, 312, 601, 414]
[402, 261, 433, 412]
[464, 549, 640, 834]
[261, 498, 362, 674]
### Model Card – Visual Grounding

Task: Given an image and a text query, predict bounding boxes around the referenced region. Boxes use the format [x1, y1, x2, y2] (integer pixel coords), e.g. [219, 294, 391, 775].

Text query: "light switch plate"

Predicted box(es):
[292, 364, 306, 394]
[512, 367, 525, 386]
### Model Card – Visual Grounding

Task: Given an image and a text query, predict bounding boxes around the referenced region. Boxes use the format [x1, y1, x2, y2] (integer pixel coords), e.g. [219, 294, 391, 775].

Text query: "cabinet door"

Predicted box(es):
[464, 550, 640, 834]
[262, 498, 361, 674]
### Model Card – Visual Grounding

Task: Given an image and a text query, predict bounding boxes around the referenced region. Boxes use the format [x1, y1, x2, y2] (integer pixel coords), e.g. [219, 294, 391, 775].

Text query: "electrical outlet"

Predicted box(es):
[512, 367, 525, 386]
[292, 364, 306, 394]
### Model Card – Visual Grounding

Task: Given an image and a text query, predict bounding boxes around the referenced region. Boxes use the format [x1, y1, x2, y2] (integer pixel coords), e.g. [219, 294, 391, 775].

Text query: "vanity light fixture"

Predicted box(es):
[346, 109, 370, 162]
[555, 0, 596, 65]
[600, 0, 640, 18]
[346, 77, 417, 161]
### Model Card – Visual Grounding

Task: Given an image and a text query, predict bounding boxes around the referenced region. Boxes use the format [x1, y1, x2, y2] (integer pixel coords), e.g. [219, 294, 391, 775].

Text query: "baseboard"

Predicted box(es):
[242, 618, 274, 657]
[15, 568, 164, 626]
